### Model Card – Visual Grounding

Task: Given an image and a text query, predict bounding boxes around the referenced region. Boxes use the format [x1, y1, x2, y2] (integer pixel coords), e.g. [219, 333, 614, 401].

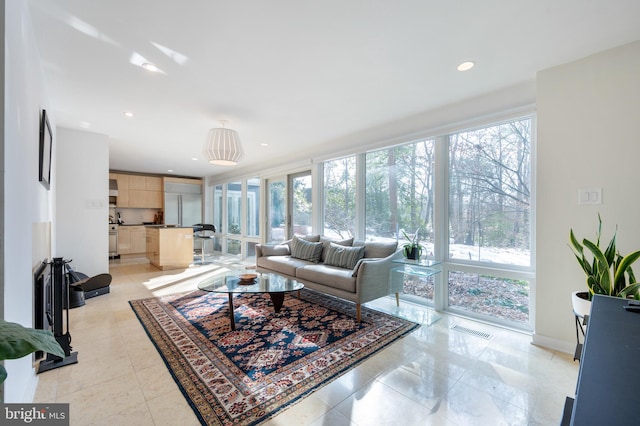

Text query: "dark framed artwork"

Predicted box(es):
[39, 109, 52, 190]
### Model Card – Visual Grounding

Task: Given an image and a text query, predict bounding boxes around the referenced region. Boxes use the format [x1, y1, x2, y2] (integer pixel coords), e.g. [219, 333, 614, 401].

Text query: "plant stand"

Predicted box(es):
[573, 314, 588, 362]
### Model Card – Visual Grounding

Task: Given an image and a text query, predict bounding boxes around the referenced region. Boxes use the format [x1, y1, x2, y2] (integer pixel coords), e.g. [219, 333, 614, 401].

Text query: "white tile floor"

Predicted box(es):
[34, 256, 578, 425]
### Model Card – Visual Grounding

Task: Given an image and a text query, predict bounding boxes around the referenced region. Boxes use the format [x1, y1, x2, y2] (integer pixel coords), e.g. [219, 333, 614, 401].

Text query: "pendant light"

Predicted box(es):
[203, 120, 243, 166]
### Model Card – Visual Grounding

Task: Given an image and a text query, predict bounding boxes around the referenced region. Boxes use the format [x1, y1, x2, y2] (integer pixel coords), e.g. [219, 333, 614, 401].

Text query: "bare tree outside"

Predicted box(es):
[321, 117, 532, 325]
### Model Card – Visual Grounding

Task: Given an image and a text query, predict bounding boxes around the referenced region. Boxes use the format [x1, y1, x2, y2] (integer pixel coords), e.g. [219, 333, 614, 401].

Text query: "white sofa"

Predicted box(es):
[255, 235, 403, 321]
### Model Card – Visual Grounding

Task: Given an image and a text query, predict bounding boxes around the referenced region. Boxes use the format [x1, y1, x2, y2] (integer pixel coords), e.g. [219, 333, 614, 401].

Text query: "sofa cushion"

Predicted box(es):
[353, 240, 398, 258]
[324, 243, 365, 269]
[257, 255, 312, 277]
[296, 264, 357, 293]
[260, 244, 290, 256]
[291, 236, 323, 263]
[319, 236, 354, 261]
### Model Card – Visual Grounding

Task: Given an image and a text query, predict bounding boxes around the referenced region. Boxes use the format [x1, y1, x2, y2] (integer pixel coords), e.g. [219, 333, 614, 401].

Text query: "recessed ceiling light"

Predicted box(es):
[457, 61, 475, 72]
[260, 143, 269, 147]
[192, 157, 198, 161]
[167, 169, 174, 173]
[79, 121, 91, 129]
[124, 111, 134, 118]
[142, 62, 161, 73]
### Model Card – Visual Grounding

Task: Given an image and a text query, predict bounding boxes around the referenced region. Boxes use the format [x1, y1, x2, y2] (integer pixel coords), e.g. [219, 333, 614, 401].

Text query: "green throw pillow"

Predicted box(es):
[291, 236, 323, 262]
[324, 243, 365, 269]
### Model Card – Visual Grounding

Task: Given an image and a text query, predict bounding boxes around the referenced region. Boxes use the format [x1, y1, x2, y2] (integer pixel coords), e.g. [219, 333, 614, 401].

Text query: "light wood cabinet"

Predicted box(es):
[110, 173, 163, 208]
[130, 226, 146, 253]
[129, 189, 162, 208]
[118, 226, 131, 254]
[111, 173, 130, 207]
[129, 175, 147, 190]
[145, 176, 162, 191]
[146, 228, 159, 265]
[146, 227, 193, 270]
[118, 226, 146, 254]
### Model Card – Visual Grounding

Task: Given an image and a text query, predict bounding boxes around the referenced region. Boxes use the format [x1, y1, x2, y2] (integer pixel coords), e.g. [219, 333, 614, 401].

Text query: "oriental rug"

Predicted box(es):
[129, 288, 419, 425]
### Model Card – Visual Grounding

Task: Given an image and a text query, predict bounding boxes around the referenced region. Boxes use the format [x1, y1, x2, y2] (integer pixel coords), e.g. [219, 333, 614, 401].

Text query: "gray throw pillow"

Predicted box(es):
[291, 236, 323, 262]
[324, 243, 365, 269]
[320, 236, 354, 261]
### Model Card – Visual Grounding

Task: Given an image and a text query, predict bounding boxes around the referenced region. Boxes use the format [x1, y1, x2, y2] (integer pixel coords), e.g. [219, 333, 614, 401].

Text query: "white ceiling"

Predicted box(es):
[27, 0, 640, 178]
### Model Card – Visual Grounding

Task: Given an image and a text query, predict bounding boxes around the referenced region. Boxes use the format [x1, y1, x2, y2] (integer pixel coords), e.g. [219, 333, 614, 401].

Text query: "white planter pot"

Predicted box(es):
[572, 291, 591, 318]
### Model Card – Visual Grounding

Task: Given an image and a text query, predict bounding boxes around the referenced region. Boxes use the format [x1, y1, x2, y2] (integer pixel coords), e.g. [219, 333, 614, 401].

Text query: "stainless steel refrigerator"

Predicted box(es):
[164, 182, 202, 227]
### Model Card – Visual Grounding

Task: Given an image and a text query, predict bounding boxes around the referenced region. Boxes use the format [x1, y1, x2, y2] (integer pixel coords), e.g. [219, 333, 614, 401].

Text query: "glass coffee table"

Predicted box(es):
[197, 271, 304, 331]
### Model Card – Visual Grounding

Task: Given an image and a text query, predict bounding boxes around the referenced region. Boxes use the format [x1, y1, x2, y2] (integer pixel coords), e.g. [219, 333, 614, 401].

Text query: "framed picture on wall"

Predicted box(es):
[39, 109, 52, 190]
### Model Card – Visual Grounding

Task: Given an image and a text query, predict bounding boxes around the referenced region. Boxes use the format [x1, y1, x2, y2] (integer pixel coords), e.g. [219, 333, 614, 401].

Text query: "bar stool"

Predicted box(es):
[193, 224, 216, 264]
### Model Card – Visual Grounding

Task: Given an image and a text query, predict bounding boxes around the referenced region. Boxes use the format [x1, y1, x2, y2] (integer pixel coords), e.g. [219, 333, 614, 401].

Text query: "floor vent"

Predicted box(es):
[450, 324, 492, 340]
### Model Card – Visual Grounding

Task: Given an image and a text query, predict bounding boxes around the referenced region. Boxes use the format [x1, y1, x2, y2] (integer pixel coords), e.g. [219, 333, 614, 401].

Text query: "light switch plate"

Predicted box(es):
[578, 188, 602, 205]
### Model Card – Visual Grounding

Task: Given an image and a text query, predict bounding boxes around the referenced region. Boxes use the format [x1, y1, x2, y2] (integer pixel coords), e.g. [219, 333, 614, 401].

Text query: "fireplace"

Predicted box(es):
[33, 258, 78, 372]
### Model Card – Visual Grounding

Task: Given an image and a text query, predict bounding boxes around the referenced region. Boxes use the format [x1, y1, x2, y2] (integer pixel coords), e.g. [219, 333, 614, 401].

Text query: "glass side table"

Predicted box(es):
[390, 258, 442, 305]
[392, 258, 442, 276]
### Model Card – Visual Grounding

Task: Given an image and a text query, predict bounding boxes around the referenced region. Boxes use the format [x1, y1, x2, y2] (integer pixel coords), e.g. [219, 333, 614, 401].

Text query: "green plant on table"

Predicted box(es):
[569, 214, 640, 300]
[401, 229, 423, 258]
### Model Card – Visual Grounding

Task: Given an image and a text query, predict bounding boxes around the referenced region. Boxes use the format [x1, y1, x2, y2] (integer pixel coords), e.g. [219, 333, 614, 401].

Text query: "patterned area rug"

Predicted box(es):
[130, 288, 419, 425]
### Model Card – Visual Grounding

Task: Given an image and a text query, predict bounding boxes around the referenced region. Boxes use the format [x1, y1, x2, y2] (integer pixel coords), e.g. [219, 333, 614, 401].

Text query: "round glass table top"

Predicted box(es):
[197, 271, 304, 294]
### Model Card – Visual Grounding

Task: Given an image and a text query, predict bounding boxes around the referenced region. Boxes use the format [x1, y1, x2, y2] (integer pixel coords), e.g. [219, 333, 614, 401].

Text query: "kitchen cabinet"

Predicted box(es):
[110, 173, 130, 207]
[131, 226, 146, 253]
[145, 176, 162, 191]
[118, 226, 131, 254]
[129, 189, 162, 208]
[146, 228, 159, 265]
[118, 226, 146, 255]
[146, 226, 193, 270]
[109, 173, 162, 208]
[129, 175, 146, 190]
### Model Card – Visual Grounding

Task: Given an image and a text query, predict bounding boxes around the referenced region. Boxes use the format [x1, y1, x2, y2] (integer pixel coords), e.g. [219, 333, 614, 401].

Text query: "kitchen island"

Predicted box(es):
[145, 225, 193, 270]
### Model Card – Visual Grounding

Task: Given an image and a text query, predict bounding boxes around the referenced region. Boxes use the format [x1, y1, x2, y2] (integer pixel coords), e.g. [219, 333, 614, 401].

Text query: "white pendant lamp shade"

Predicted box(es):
[203, 127, 243, 166]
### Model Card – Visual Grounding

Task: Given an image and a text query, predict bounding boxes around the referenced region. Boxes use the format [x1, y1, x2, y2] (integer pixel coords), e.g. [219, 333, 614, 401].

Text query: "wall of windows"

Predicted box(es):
[209, 179, 261, 258]
[210, 114, 533, 329]
[318, 116, 534, 329]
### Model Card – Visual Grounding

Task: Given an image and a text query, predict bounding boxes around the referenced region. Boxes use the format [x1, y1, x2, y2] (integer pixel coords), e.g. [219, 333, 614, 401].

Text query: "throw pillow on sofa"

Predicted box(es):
[320, 236, 354, 261]
[291, 236, 323, 262]
[324, 242, 365, 269]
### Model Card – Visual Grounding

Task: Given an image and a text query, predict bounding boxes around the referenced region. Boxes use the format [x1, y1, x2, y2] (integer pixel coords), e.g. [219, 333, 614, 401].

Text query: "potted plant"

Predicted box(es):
[569, 214, 640, 317]
[401, 229, 423, 260]
[0, 319, 64, 392]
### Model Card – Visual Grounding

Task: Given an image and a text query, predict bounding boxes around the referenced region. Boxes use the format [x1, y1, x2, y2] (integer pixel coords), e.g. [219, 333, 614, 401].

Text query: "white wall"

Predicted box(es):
[56, 128, 109, 276]
[3, 1, 55, 402]
[535, 41, 640, 351]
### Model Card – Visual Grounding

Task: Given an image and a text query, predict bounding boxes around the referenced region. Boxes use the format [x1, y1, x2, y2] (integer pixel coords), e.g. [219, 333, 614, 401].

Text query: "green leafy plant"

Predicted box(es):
[569, 214, 640, 300]
[401, 229, 423, 259]
[0, 319, 65, 384]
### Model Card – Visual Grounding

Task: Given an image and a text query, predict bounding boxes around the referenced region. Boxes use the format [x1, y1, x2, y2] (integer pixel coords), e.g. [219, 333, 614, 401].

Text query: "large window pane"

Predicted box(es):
[291, 173, 312, 236]
[268, 180, 286, 242]
[448, 270, 529, 324]
[227, 238, 241, 255]
[366, 140, 435, 251]
[246, 178, 260, 237]
[213, 184, 223, 251]
[448, 119, 531, 266]
[324, 157, 356, 238]
[226, 181, 241, 234]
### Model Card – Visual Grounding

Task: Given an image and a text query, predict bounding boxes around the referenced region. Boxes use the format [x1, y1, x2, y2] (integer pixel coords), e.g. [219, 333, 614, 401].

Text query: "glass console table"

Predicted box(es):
[392, 258, 442, 276]
[390, 258, 442, 304]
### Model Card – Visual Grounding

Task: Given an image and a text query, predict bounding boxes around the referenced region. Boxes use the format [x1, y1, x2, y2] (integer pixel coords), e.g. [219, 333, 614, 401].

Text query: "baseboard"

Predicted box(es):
[531, 333, 575, 354]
